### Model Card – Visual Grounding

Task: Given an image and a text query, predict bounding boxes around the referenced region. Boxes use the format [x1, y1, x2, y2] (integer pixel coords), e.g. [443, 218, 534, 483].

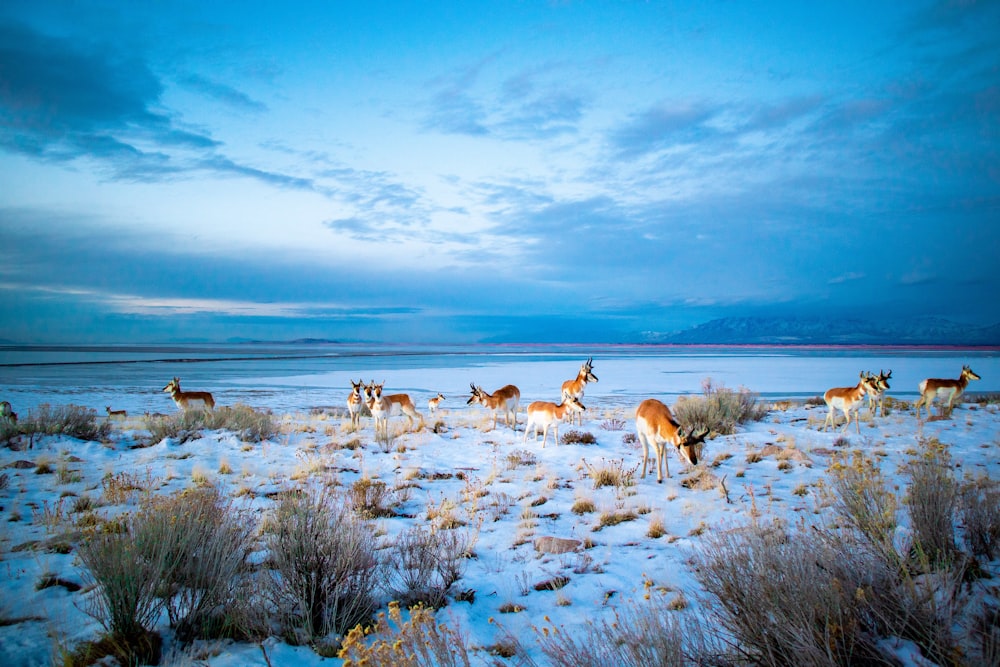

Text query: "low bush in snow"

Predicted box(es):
[671, 378, 769, 436]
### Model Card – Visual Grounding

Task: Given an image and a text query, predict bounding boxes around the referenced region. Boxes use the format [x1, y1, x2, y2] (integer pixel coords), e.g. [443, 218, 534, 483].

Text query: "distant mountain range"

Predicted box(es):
[643, 317, 1000, 346]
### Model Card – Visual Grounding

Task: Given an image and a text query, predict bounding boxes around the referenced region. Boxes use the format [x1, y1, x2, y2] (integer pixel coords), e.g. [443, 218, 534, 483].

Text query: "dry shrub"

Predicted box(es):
[959, 474, 1000, 560]
[693, 519, 900, 666]
[680, 468, 721, 491]
[506, 449, 537, 469]
[560, 429, 597, 445]
[829, 450, 899, 567]
[390, 524, 476, 609]
[145, 404, 276, 444]
[671, 378, 768, 436]
[20, 404, 110, 442]
[599, 418, 627, 431]
[264, 486, 384, 645]
[139, 486, 256, 642]
[337, 601, 472, 667]
[348, 477, 397, 519]
[583, 458, 637, 491]
[501, 594, 710, 667]
[102, 469, 155, 505]
[903, 438, 959, 569]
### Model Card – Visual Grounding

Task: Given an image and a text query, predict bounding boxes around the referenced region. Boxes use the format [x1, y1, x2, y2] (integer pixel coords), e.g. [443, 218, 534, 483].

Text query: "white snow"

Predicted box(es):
[0, 352, 998, 666]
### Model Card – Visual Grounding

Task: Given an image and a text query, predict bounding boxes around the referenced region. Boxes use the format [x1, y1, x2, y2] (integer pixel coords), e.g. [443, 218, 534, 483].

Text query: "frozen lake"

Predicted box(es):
[1, 343, 997, 416]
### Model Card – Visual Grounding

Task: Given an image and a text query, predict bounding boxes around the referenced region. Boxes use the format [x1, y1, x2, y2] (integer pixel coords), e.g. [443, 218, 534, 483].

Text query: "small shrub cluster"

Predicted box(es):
[19, 404, 111, 442]
[390, 524, 475, 609]
[348, 477, 398, 519]
[264, 486, 384, 645]
[560, 430, 597, 445]
[75, 485, 256, 664]
[671, 378, 768, 436]
[145, 404, 276, 444]
[686, 438, 1000, 666]
[583, 458, 636, 491]
[599, 418, 627, 431]
[337, 601, 472, 667]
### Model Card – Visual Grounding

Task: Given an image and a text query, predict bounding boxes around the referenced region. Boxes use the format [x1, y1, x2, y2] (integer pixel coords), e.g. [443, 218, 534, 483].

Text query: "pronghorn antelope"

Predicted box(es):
[0, 400, 16, 424]
[523, 396, 585, 447]
[346, 379, 366, 429]
[162, 377, 215, 412]
[865, 369, 892, 418]
[467, 383, 521, 431]
[106, 406, 127, 420]
[428, 393, 446, 414]
[822, 372, 872, 434]
[914, 365, 981, 420]
[367, 381, 424, 433]
[561, 357, 598, 426]
[634, 398, 708, 482]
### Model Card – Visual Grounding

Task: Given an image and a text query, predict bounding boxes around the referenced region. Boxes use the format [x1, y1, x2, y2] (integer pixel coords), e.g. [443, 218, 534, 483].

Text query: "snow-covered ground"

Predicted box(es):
[1, 354, 998, 666]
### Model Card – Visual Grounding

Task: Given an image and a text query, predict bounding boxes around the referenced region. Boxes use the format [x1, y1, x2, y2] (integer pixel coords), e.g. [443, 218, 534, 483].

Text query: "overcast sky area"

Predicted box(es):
[1, 1, 998, 344]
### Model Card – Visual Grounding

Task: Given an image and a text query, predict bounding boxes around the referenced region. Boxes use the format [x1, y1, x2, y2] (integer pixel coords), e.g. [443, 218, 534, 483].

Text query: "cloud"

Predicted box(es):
[608, 101, 718, 158]
[177, 73, 266, 112]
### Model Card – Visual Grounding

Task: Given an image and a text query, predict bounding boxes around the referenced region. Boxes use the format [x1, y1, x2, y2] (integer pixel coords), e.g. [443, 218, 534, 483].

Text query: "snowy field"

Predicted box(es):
[0, 348, 998, 666]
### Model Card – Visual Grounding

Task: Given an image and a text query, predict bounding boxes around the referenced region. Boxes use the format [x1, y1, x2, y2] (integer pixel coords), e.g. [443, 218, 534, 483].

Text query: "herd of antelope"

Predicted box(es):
[1, 361, 983, 483]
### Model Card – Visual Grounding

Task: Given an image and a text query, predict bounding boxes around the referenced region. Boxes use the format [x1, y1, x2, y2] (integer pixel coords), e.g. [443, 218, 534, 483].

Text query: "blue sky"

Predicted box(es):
[1, 1, 998, 344]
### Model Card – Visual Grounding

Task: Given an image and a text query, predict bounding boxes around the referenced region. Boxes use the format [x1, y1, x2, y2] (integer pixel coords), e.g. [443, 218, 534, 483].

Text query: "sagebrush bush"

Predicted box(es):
[145, 404, 276, 444]
[829, 450, 899, 567]
[959, 474, 1000, 560]
[265, 486, 384, 645]
[671, 378, 768, 435]
[19, 404, 110, 442]
[560, 429, 597, 445]
[349, 477, 398, 519]
[391, 524, 475, 609]
[693, 519, 901, 666]
[903, 438, 959, 569]
[501, 593, 707, 667]
[337, 601, 472, 667]
[139, 486, 256, 642]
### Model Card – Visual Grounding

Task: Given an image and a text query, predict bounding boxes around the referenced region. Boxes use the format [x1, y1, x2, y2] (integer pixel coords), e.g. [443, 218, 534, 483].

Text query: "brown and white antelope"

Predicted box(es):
[822, 372, 872, 434]
[428, 393, 446, 414]
[865, 369, 892, 418]
[914, 365, 981, 420]
[162, 377, 215, 412]
[106, 406, 127, 420]
[561, 357, 598, 426]
[523, 395, 585, 447]
[0, 400, 16, 424]
[467, 383, 521, 431]
[367, 381, 424, 433]
[635, 398, 708, 483]
[346, 379, 366, 429]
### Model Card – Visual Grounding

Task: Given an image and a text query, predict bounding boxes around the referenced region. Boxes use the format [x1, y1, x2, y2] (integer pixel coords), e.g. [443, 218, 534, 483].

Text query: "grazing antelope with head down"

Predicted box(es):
[0, 400, 16, 424]
[366, 381, 424, 433]
[428, 393, 445, 414]
[106, 406, 127, 420]
[523, 395, 585, 447]
[914, 365, 981, 420]
[162, 377, 215, 412]
[561, 357, 598, 426]
[635, 398, 707, 482]
[346, 379, 366, 429]
[822, 372, 873, 434]
[865, 369, 892, 418]
[467, 383, 521, 431]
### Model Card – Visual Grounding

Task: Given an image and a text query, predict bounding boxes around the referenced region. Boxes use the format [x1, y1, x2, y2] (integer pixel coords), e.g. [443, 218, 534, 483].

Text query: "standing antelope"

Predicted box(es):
[635, 398, 708, 482]
[162, 377, 215, 412]
[822, 372, 872, 434]
[428, 393, 446, 414]
[561, 357, 598, 426]
[0, 401, 16, 424]
[106, 406, 127, 420]
[367, 381, 424, 433]
[523, 396, 585, 447]
[346, 379, 366, 429]
[467, 383, 521, 431]
[866, 369, 892, 418]
[915, 365, 981, 420]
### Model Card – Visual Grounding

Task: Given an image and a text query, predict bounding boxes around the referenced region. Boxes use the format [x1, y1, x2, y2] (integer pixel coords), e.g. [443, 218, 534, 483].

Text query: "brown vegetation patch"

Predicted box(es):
[680, 468, 722, 491]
